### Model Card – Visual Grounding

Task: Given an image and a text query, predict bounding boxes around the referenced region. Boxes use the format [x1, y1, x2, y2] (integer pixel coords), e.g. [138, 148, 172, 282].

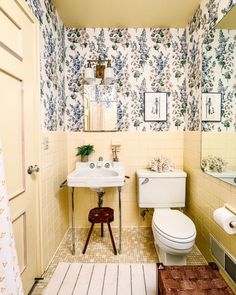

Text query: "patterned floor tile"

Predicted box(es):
[32, 227, 207, 294]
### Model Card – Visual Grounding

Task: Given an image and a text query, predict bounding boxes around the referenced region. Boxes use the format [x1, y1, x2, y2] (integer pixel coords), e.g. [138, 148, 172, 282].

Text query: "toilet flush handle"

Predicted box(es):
[141, 178, 149, 185]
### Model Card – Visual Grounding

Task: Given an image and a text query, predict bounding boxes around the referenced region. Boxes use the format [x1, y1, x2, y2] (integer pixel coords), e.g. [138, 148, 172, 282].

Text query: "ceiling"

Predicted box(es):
[216, 4, 236, 29]
[52, 0, 202, 28]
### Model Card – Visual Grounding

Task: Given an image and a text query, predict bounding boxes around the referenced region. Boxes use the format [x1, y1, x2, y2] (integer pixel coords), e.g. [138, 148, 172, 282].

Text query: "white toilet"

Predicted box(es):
[137, 169, 196, 265]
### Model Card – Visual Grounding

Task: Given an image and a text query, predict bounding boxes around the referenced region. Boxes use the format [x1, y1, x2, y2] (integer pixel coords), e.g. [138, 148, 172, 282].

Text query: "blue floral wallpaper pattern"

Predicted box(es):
[25, 0, 236, 132]
[186, 0, 236, 131]
[65, 28, 187, 131]
[24, 0, 66, 131]
[202, 29, 236, 131]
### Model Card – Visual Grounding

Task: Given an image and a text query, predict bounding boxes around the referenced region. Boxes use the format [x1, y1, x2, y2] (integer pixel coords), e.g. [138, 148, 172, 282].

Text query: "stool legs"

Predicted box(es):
[101, 223, 104, 237]
[82, 223, 94, 254]
[83, 223, 117, 255]
[107, 223, 117, 255]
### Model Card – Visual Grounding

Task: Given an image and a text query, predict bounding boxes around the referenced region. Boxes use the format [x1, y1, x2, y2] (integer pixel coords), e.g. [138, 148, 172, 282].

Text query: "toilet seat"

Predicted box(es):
[152, 209, 196, 243]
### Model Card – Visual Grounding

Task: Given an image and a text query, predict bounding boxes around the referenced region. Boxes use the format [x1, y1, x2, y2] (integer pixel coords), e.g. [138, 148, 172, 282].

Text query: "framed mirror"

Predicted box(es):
[201, 4, 236, 186]
[84, 85, 118, 131]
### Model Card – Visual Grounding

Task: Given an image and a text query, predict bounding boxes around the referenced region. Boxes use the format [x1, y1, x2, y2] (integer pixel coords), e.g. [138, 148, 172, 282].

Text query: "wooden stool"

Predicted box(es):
[157, 262, 234, 294]
[82, 207, 117, 255]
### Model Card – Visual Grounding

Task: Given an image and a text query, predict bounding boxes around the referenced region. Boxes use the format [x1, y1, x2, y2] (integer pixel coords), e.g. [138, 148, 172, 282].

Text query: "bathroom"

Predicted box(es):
[0, 0, 236, 294]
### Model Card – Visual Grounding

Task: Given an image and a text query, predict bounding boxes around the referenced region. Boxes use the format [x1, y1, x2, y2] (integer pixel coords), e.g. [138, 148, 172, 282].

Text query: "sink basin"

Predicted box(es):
[67, 161, 125, 188]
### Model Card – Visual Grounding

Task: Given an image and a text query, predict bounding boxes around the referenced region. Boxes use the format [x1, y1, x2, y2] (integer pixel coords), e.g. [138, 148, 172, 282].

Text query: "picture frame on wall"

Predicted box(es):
[144, 92, 167, 122]
[202, 92, 222, 122]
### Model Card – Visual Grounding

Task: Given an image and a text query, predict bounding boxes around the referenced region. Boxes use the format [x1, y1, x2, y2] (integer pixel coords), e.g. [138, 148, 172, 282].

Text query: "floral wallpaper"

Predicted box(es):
[202, 29, 236, 131]
[25, 0, 236, 132]
[65, 28, 187, 131]
[186, 0, 236, 131]
[24, 0, 66, 131]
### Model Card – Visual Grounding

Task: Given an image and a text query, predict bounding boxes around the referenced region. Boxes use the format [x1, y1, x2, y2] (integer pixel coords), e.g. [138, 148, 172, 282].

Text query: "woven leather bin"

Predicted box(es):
[157, 262, 234, 294]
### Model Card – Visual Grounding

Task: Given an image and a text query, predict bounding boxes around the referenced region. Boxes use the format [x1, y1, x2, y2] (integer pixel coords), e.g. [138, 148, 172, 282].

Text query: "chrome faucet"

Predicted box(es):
[97, 156, 103, 168]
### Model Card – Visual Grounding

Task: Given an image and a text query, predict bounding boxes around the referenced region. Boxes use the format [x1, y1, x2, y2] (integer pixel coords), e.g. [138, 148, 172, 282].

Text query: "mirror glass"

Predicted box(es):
[84, 85, 118, 131]
[201, 4, 236, 186]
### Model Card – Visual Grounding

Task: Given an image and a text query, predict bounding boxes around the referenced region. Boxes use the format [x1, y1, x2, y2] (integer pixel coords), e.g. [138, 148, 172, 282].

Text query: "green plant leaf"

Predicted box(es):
[76, 144, 95, 156]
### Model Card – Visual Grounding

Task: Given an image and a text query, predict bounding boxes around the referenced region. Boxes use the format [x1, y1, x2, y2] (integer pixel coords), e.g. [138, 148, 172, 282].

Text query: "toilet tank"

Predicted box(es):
[137, 169, 187, 208]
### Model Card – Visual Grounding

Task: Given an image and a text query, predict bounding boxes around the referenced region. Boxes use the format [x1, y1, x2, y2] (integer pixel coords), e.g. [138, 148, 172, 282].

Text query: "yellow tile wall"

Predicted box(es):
[39, 130, 236, 290]
[40, 132, 69, 269]
[202, 132, 236, 169]
[184, 131, 236, 292]
[67, 131, 184, 228]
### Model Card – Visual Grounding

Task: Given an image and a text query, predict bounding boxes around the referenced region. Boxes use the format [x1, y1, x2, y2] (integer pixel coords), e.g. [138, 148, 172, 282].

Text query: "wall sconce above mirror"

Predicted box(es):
[84, 85, 118, 131]
[201, 4, 236, 186]
[84, 56, 114, 85]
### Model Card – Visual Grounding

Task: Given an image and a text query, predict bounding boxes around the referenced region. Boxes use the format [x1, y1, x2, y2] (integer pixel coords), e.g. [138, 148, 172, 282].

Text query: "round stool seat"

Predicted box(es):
[89, 207, 114, 224]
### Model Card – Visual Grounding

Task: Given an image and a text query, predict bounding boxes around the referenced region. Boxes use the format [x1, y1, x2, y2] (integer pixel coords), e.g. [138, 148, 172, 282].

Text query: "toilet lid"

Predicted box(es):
[153, 209, 196, 240]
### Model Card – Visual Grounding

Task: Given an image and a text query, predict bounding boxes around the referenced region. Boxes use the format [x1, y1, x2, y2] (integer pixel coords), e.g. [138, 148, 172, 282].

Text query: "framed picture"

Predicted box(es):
[144, 92, 167, 122]
[202, 93, 222, 122]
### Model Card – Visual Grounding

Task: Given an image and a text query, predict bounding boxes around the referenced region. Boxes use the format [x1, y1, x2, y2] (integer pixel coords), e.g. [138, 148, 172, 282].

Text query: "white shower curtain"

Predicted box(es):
[0, 143, 24, 294]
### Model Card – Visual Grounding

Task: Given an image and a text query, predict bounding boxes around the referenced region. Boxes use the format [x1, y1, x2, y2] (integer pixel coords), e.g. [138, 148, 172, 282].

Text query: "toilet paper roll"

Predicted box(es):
[213, 207, 236, 235]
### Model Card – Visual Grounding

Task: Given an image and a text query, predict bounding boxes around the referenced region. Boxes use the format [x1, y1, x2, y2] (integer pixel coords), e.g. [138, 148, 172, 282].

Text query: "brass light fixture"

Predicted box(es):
[84, 56, 114, 84]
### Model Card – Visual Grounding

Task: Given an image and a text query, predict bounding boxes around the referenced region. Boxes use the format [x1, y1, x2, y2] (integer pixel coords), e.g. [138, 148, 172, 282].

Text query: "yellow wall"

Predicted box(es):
[184, 131, 236, 292]
[202, 132, 236, 169]
[67, 131, 183, 228]
[40, 132, 69, 269]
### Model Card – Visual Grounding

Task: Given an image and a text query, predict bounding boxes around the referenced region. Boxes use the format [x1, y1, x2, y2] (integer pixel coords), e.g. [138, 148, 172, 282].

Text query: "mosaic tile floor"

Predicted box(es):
[32, 227, 207, 295]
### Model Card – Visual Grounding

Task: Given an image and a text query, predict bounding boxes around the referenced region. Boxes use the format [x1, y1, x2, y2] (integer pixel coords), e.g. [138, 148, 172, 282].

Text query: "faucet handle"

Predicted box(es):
[98, 156, 103, 161]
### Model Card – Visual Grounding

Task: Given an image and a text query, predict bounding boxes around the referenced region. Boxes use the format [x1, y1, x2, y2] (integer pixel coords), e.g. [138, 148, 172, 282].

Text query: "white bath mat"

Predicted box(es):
[43, 263, 156, 295]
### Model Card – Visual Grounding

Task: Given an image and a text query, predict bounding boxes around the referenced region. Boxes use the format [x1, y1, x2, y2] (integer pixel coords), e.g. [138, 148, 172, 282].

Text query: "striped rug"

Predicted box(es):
[43, 263, 156, 295]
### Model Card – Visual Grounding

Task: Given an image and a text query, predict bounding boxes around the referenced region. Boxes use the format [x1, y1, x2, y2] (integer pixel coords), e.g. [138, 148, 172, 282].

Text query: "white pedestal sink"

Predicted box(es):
[66, 161, 125, 255]
[67, 161, 125, 188]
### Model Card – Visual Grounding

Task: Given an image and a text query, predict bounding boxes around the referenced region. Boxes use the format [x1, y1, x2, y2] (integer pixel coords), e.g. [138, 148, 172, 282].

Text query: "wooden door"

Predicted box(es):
[0, 0, 40, 292]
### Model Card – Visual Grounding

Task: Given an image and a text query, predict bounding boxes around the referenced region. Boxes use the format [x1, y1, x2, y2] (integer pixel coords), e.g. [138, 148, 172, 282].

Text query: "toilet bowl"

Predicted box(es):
[152, 209, 196, 265]
[137, 169, 196, 265]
